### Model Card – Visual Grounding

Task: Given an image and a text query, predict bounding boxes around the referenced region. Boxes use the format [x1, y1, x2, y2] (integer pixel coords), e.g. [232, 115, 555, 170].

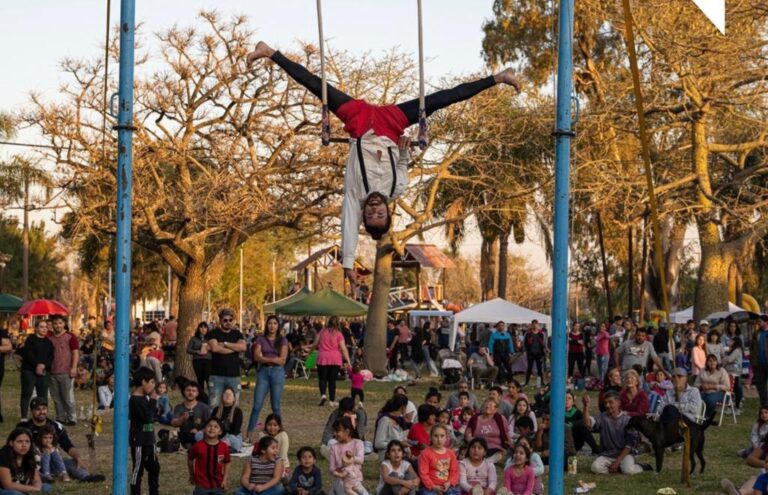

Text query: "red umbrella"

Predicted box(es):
[17, 299, 69, 316]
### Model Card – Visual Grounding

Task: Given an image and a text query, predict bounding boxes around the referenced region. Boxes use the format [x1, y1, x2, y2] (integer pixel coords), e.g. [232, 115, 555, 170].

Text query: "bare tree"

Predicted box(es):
[27, 12, 347, 376]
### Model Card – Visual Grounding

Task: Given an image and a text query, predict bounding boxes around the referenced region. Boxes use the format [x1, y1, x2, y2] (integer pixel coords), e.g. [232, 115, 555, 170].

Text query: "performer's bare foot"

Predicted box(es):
[246, 41, 275, 67]
[494, 68, 522, 93]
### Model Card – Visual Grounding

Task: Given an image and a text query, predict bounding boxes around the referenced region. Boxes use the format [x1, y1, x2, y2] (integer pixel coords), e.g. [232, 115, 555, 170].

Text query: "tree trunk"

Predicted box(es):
[691, 116, 729, 321]
[480, 234, 498, 301]
[693, 221, 730, 321]
[498, 227, 511, 300]
[22, 180, 29, 300]
[170, 274, 180, 317]
[596, 213, 613, 320]
[174, 260, 206, 379]
[364, 243, 394, 376]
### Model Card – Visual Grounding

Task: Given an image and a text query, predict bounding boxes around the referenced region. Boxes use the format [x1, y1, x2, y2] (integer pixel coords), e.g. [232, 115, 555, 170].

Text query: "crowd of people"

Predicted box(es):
[1, 306, 767, 494]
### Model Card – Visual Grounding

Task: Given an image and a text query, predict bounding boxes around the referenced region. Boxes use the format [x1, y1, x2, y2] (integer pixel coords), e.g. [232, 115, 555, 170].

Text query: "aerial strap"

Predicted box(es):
[417, 0, 427, 150]
[316, 0, 330, 146]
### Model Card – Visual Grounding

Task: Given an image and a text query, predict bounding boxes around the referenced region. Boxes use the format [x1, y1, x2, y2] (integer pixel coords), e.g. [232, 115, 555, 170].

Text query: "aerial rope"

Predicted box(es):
[417, 0, 427, 150]
[316, 0, 330, 146]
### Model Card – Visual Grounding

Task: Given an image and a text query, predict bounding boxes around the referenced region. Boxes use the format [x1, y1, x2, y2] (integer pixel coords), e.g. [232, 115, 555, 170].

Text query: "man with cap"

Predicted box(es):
[750, 315, 768, 406]
[206, 308, 246, 407]
[16, 397, 105, 482]
[656, 367, 702, 424]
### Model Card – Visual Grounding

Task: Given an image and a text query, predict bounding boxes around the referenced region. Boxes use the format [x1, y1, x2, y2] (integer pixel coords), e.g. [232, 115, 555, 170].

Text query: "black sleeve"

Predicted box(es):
[229, 407, 243, 435]
[308, 466, 323, 495]
[44, 340, 55, 368]
[57, 425, 75, 453]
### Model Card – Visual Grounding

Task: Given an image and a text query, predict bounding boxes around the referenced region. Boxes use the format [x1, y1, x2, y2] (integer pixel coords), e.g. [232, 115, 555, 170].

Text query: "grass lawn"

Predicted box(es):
[0, 368, 759, 495]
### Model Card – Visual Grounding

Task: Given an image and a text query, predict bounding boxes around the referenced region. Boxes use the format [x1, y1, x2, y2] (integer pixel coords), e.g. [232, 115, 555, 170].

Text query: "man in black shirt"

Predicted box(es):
[129, 367, 159, 495]
[206, 309, 246, 407]
[18, 320, 54, 419]
[16, 397, 104, 482]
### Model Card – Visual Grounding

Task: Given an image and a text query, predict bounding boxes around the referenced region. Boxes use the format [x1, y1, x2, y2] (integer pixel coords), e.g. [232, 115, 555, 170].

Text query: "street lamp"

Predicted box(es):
[0, 253, 12, 293]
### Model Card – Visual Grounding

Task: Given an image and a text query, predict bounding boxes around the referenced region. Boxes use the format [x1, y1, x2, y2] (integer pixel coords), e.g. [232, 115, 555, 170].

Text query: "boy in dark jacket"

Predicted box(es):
[19, 320, 54, 419]
[288, 446, 324, 495]
[130, 366, 159, 495]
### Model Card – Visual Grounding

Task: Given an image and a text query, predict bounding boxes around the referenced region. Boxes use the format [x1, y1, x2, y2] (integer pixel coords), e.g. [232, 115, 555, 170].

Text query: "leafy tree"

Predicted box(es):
[0, 215, 64, 299]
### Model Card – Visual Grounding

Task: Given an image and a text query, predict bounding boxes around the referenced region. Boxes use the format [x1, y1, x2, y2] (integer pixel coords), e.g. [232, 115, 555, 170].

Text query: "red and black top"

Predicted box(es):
[336, 100, 409, 144]
[188, 439, 230, 489]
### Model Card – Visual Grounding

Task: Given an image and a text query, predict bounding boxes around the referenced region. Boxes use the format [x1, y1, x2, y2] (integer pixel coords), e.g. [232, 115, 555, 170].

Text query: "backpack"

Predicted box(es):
[156, 429, 180, 453]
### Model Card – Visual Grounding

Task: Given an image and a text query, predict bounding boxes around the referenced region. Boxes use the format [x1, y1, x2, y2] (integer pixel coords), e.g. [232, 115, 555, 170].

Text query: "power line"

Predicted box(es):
[0, 140, 87, 152]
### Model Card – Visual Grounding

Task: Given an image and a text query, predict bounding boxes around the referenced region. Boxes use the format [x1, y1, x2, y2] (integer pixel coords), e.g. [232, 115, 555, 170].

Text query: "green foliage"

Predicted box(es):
[0, 215, 64, 298]
[211, 229, 301, 312]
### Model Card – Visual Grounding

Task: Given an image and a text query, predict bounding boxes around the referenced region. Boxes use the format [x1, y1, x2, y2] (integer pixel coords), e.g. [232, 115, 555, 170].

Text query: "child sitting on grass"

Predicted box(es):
[238, 436, 285, 495]
[259, 414, 290, 473]
[329, 418, 367, 495]
[188, 417, 231, 495]
[36, 424, 70, 482]
[288, 446, 324, 495]
[378, 440, 419, 495]
[418, 424, 459, 495]
[500, 444, 534, 495]
[458, 438, 495, 495]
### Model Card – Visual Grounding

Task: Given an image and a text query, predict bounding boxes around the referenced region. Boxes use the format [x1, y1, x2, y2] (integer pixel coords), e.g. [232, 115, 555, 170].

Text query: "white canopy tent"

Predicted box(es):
[450, 298, 551, 349]
[669, 302, 746, 324]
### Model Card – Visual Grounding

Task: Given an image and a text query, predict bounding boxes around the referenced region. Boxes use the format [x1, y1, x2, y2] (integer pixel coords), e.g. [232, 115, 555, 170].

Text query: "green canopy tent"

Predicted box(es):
[263, 287, 312, 315]
[0, 294, 23, 313]
[278, 287, 368, 317]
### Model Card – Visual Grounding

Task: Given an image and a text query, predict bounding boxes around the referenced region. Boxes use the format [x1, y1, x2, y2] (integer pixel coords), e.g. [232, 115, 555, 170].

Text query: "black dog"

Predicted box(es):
[629, 415, 707, 474]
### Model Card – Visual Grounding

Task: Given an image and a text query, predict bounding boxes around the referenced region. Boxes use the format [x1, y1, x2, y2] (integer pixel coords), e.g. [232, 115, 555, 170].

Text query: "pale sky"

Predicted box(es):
[0, 0, 551, 272]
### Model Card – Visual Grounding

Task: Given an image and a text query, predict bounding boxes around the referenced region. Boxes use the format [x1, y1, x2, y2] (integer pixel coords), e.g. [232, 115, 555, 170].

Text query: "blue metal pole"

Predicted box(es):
[112, 0, 136, 494]
[548, 0, 575, 492]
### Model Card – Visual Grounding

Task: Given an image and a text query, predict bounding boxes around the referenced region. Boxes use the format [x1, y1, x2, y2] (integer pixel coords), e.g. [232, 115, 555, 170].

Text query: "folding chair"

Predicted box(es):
[716, 375, 738, 426]
[290, 356, 309, 380]
[303, 351, 318, 380]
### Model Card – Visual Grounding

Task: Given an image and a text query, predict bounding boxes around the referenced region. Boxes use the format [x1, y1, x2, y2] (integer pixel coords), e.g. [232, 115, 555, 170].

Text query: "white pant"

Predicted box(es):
[591, 454, 643, 475]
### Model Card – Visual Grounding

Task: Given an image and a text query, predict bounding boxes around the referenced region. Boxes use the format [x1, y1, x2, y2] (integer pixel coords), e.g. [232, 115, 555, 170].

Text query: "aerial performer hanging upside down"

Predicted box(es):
[246, 41, 522, 285]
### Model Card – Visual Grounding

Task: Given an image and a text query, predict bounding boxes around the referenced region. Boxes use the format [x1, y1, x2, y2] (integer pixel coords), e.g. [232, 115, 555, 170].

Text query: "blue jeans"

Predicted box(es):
[658, 352, 672, 372]
[702, 390, 725, 418]
[209, 375, 242, 408]
[247, 366, 285, 432]
[596, 354, 609, 381]
[41, 450, 67, 477]
[64, 458, 89, 480]
[236, 484, 285, 495]
[0, 484, 52, 495]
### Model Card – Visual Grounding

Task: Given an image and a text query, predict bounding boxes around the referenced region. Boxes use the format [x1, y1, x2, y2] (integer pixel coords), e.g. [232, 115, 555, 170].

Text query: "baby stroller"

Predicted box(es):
[441, 358, 463, 389]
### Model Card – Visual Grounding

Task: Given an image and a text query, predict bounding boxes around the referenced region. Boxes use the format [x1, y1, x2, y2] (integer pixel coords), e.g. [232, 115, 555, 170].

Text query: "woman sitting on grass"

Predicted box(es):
[0, 427, 50, 494]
